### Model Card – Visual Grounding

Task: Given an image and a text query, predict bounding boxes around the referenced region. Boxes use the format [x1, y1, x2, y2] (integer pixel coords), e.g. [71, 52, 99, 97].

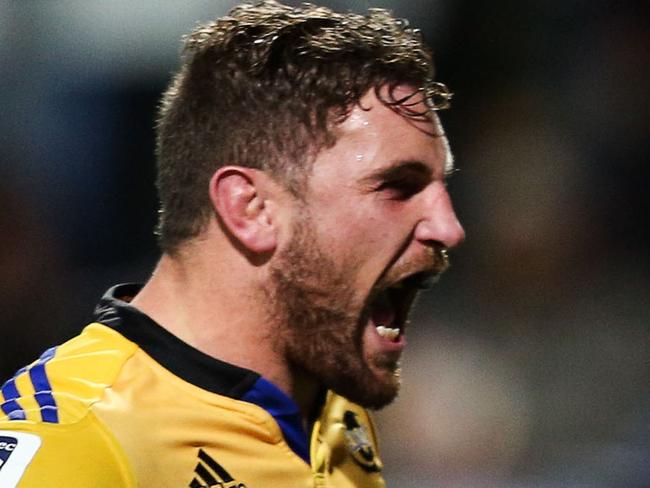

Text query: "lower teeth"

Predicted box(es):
[376, 325, 399, 341]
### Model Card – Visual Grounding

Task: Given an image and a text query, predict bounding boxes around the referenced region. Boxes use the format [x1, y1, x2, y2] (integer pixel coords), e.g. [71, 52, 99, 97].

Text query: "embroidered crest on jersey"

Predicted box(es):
[343, 411, 381, 473]
[189, 449, 247, 488]
[0, 431, 42, 488]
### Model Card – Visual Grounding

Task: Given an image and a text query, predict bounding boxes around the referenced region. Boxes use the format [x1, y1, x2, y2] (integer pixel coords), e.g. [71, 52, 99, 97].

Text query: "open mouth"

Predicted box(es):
[368, 271, 440, 342]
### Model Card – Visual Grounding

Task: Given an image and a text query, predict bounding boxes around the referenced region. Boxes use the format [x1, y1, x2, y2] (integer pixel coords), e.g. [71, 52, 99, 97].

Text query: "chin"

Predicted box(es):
[328, 366, 401, 411]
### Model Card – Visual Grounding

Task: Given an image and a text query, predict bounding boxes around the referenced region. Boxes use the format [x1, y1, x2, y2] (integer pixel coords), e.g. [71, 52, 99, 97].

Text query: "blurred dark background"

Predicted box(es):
[1, 1, 648, 486]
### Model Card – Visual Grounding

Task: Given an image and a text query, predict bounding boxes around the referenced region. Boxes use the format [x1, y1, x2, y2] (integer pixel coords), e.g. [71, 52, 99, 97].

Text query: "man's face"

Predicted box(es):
[267, 86, 465, 409]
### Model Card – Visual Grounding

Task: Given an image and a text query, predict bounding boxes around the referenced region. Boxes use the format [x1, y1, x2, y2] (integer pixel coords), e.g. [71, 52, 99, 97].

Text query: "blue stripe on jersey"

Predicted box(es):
[29, 346, 59, 423]
[241, 377, 310, 464]
[1, 377, 26, 421]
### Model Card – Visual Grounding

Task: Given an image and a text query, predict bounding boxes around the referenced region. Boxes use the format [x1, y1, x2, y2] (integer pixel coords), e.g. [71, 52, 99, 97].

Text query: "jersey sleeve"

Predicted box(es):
[0, 412, 136, 488]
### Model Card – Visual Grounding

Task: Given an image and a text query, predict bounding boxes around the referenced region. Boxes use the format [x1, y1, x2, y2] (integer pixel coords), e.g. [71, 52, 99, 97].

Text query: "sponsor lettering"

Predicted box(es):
[0, 437, 17, 470]
[0, 442, 17, 452]
[0, 431, 41, 487]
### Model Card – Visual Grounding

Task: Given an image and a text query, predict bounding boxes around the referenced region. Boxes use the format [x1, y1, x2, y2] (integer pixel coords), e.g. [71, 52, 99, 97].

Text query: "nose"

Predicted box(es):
[414, 186, 465, 248]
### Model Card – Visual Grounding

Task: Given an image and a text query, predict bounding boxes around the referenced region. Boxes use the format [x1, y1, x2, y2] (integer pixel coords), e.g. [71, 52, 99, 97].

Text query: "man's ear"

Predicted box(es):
[209, 167, 278, 254]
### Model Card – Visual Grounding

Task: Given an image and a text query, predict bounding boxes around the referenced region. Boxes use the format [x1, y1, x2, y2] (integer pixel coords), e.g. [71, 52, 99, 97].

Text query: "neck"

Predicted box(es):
[130, 245, 320, 420]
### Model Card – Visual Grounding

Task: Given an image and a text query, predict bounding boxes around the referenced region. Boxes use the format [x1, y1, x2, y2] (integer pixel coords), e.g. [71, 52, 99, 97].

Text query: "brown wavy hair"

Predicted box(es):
[155, 0, 450, 253]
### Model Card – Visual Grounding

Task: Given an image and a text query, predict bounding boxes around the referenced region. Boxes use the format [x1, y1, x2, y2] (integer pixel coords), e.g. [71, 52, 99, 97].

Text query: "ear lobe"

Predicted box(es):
[209, 167, 277, 254]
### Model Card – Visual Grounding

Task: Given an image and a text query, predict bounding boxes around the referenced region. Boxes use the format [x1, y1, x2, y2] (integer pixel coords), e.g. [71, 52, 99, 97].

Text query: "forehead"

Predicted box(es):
[311, 86, 452, 184]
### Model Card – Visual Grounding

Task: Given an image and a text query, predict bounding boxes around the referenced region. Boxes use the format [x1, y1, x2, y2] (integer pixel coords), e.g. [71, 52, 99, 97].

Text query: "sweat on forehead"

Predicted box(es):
[337, 85, 450, 141]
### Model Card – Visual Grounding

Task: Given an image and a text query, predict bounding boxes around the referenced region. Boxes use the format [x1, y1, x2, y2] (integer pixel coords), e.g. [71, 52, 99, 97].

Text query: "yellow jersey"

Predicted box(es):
[0, 284, 385, 487]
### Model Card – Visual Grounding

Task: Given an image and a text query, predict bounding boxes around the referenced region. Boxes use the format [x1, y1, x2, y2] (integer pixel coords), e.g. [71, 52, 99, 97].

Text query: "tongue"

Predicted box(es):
[370, 290, 396, 328]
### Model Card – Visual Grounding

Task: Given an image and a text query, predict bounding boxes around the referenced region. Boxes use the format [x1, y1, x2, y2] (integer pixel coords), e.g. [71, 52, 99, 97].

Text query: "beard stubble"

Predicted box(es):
[263, 212, 401, 410]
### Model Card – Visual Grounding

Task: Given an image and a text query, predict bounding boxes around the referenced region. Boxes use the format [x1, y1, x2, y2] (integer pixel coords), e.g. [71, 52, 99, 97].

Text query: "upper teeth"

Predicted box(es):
[376, 325, 399, 341]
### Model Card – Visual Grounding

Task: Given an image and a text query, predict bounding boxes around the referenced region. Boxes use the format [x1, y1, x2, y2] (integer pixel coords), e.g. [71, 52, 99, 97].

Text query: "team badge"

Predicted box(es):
[0, 431, 41, 488]
[343, 411, 381, 473]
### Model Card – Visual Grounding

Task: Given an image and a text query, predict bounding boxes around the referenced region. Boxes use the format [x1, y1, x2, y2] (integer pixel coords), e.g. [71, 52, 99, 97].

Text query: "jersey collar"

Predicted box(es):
[94, 283, 312, 463]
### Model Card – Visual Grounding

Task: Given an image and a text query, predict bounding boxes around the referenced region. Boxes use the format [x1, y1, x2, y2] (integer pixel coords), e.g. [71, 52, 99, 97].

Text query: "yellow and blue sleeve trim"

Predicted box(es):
[1, 347, 59, 423]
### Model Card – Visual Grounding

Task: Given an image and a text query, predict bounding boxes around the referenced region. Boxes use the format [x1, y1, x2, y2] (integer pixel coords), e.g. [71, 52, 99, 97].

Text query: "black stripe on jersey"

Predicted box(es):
[199, 449, 234, 483]
[195, 463, 218, 486]
[189, 449, 236, 487]
[94, 284, 259, 399]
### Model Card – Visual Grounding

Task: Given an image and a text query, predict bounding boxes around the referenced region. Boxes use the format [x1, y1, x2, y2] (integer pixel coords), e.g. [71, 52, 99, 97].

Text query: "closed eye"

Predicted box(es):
[376, 177, 428, 200]
[361, 160, 435, 200]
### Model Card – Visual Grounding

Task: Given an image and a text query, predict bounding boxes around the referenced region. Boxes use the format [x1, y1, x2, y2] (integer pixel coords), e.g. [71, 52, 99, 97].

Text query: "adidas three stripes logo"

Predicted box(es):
[189, 449, 246, 488]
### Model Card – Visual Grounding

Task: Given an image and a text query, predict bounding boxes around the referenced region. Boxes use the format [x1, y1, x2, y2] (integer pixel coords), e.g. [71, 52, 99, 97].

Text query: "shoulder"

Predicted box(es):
[0, 324, 138, 487]
[1, 323, 137, 426]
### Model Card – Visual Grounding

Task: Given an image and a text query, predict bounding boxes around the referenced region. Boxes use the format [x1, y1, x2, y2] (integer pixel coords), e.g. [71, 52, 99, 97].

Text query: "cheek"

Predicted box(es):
[357, 202, 416, 246]
[323, 209, 388, 252]
[335, 215, 411, 287]
[309, 197, 415, 276]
